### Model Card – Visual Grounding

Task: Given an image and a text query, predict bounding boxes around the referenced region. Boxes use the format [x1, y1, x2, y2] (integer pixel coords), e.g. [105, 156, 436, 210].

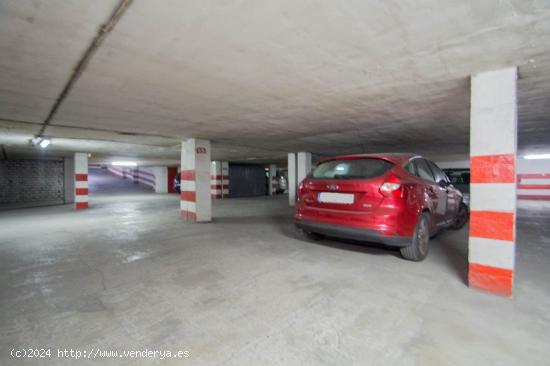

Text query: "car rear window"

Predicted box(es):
[311, 158, 393, 180]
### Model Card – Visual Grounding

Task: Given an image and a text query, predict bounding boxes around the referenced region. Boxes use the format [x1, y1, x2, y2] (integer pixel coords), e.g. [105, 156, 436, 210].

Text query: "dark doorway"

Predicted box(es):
[229, 164, 267, 198]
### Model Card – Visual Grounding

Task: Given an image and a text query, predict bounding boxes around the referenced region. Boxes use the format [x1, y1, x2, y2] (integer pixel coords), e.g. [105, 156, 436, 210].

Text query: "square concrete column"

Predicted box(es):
[268, 164, 277, 196]
[152, 166, 168, 193]
[221, 161, 229, 198]
[210, 161, 230, 199]
[210, 161, 221, 199]
[469, 67, 517, 296]
[288, 153, 296, 206]
[297, 152, 312, 185]
[74, 152, 88, 209]
[180, 139, 211, 222]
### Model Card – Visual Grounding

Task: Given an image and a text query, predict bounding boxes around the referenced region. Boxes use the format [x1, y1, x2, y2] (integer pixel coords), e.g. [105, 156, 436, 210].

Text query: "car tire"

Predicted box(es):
[451, 203, 469, 230]
[400, 212, 430, 261]
[303, 231, 325, 241]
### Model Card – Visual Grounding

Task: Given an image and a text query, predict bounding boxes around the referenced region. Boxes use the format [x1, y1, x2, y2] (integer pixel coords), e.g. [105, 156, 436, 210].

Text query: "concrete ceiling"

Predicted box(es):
[1, 0, 549, 165]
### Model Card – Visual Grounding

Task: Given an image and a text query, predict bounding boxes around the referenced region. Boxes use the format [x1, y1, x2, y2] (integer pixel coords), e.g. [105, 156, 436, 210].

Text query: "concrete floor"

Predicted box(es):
[1, 171, 549, 365]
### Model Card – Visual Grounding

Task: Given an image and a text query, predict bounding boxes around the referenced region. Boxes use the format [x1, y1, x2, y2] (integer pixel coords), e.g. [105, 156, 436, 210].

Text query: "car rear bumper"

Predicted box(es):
[295, 219, 411, 247]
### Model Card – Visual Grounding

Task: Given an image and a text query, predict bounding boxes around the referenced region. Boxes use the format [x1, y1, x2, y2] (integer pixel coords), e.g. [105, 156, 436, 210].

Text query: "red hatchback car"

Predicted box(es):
[294, 154, 464, 261]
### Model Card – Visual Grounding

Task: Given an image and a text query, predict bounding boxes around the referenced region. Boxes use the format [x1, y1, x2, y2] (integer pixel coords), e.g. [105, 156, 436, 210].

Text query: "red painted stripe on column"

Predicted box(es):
[210, 184, 230, 190]
[75, 174, 88, 181]
[180, 210, 197, 221]
[470, 211, 514, 241]
[75, 188, 88, 195]
[181, 170, 195, 181]
[180, 191, 196, 202]
[470, 154, 515, 183]
[75, 202, 88, 209]
[468, 263, 512, 296]
[210, 175, 230, 180]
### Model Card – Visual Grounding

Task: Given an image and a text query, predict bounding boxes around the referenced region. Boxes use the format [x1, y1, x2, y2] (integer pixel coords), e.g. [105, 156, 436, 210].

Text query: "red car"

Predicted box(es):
[294, 154, 464, 261]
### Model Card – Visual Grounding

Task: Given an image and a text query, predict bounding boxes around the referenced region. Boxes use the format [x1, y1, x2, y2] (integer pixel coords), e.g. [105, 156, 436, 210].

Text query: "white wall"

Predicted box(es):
[436, 158, 550, 202]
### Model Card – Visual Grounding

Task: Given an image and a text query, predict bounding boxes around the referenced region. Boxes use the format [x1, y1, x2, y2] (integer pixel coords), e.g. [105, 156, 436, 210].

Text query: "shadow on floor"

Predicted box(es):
[280, 219, 402, 259]
[431, 229, 469, 285]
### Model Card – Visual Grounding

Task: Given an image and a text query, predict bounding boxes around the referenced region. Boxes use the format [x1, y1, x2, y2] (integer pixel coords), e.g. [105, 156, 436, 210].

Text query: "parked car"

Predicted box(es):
[173, 174, 181, 193]
[294, 154, 465, 261]
[278, 175, 287, 193]
[442, 169, 470, 205]
[442, 169, 469, 230]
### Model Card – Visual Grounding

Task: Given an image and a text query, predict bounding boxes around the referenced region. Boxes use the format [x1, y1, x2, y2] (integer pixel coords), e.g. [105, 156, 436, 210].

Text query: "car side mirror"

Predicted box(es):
[438, 180, 448, 188]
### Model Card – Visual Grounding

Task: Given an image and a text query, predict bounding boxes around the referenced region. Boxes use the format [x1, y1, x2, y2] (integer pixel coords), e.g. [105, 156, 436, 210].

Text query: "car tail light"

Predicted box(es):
[380, 175, 405, 198]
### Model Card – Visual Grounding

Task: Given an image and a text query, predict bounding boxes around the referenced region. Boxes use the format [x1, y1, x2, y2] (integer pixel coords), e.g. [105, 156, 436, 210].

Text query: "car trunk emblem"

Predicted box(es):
[327, 184, 339, 191]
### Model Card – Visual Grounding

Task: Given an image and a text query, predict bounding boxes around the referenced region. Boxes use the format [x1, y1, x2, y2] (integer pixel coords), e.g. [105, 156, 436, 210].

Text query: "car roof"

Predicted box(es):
[318, 153, 419, 165]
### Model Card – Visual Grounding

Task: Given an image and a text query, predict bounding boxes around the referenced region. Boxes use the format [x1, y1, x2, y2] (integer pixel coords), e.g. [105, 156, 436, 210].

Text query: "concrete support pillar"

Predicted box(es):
[288, 153, 296, 206]
[210, 161, 230, 199]
[268, 164, 277, 196]
[152, 166, 168, 193]
[180, 139, 211, 222]
[297, 152, 312, 185]
[469, 67, 517, 297]
[74, 152, 88, 209]
[221, 161, 229, 198]
[211, 161, 221, 199]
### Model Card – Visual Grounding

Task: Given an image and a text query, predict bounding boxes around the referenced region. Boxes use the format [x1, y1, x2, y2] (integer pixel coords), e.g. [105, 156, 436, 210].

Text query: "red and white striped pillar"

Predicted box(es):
[180, 139, 211, 222]
[74, 152, 89, 209]
[269, 164, 277, 196]
[469, 67, 517, 296]
[210, 161, 229, 199]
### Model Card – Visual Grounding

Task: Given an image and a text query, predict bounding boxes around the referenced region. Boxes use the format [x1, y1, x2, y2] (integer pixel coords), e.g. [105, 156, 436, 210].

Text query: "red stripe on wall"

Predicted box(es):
[518, 195, 550, 201]
[470, 154, 515, 183]
[75, 188, 88, 195]
[180, 210, 197, 221]
[75, 202, 88, 209]
[138, 170, 155, 178]
[517, 184, 550, 190]
[75, 174, 88, 181]
[469, 263, 513, 296]
[181, 170, 195, 181]
[470, 211, 514, 241]
[180, 191, 196, 202]
[518, 173, 550, 179]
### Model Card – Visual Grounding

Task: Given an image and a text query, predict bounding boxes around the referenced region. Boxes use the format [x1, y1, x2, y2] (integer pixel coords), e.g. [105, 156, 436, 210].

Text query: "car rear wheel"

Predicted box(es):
[400, 212, 430, 261]
[451, 203, 469, 230]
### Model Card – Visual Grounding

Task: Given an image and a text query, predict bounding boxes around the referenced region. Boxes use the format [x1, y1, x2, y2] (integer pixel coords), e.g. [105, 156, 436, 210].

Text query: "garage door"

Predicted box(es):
[0, 159, 64, 207]
[229, 164, 267, 198]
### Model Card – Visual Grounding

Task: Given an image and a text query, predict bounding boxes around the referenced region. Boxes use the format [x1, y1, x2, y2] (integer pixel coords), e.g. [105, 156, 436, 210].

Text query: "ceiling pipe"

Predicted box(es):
[37, 0, 133, 137]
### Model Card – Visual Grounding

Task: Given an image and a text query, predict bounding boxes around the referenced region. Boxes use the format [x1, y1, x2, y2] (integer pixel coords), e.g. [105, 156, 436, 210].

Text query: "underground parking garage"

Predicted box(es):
[1, 1, 550, 365]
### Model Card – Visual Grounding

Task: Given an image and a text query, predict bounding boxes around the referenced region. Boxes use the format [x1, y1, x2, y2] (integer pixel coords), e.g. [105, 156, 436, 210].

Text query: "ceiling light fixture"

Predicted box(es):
[524, 154, 550, 160]
[112, 161, 137, 167]
[31, 136, 51, 149]
[39, 138, 51, 148]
